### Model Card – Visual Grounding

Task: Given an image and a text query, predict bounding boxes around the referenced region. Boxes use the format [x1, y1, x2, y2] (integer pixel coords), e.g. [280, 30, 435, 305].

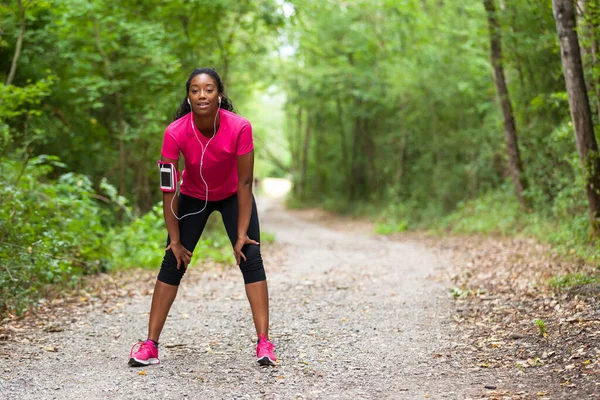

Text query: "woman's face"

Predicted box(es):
[188, 73, 220, 116]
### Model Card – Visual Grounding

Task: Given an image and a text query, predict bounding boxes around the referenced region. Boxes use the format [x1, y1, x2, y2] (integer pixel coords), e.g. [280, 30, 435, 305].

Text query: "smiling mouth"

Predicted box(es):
[196, 102, 210, 108]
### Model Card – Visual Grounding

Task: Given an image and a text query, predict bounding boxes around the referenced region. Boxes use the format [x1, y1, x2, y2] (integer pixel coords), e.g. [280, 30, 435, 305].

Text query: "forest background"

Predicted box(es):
[1, 0, 599, 316]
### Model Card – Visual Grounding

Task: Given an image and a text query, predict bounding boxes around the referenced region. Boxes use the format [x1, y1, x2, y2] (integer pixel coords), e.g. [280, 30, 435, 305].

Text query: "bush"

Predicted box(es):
[0, 155, 245, 316]
[439, 184, 523, 235]
[0, 156, 112, 315]
[108, 207, 236, 270]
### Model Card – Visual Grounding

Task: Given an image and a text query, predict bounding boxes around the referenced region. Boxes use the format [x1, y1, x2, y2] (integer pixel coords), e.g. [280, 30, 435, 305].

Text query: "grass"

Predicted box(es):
[535, 319, 548, 337]
[374, 220, 409, 235]
[548, 273, 600, 290]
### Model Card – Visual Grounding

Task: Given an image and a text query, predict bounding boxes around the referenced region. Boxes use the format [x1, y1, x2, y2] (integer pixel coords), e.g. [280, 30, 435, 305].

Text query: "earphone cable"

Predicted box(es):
[170, 101, 220, 220]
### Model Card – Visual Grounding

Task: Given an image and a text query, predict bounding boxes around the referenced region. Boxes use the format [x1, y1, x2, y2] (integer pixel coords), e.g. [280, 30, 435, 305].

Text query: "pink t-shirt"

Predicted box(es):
[161, 109, 254, 201]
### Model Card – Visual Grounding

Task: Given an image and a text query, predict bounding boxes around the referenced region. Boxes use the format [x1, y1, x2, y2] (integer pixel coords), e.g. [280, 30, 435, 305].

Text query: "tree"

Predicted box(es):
[553, 0, 600, 235]
[0, 0, 284, 212]
[483, 0, 528, 209]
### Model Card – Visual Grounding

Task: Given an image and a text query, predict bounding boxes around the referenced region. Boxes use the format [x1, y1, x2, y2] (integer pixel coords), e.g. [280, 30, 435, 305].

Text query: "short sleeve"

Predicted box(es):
[236, 123, 254, 156]
[161, 127, 180, 160]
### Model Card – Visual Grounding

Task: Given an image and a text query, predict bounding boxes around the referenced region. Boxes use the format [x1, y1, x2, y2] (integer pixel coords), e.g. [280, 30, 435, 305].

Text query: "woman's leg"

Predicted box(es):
[220, 194, 269, 337]
[148, 194, 213, 342]
[147, 281, 179, 343]
[244, 280, 269, 337]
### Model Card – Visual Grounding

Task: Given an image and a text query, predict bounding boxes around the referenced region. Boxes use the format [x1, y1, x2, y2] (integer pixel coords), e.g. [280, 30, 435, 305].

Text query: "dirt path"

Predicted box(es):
[0, 193, 505, 399]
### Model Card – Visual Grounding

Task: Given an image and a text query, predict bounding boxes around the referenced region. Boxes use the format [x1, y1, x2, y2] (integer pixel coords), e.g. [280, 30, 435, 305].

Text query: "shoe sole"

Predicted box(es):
[257, 356, 276, 366]
[128, 357, 159, 367]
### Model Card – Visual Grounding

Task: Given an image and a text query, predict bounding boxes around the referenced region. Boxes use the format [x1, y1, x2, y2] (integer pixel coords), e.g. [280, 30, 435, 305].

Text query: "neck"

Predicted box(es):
[192, 110, 220, 138]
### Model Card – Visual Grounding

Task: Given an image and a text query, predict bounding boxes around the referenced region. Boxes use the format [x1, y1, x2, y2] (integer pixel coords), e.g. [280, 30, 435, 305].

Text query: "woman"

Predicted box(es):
[128, 68, 276, 367]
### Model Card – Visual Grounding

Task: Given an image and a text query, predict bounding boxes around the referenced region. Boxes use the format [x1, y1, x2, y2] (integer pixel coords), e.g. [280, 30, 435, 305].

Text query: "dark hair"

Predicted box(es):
[173, 68, 234, 120]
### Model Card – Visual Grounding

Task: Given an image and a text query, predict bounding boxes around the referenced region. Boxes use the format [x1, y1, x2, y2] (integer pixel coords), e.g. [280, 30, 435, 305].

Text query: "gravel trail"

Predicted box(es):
[0, 193, 500, 399]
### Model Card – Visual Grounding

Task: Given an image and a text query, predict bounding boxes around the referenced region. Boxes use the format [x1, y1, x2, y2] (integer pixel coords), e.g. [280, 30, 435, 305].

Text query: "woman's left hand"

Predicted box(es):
[233, 235, 260, 265]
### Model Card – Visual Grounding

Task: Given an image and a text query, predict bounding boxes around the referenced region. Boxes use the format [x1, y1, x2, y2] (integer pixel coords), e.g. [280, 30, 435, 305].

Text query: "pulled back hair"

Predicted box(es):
[173, 68, 234, 121]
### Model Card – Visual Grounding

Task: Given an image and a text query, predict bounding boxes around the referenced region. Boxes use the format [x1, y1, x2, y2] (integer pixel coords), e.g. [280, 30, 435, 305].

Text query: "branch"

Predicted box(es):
[89, 193, 134, 221]
[254, 136, 291, 173]
[5, 0, 26, 85]
[50, 105, 70, 127]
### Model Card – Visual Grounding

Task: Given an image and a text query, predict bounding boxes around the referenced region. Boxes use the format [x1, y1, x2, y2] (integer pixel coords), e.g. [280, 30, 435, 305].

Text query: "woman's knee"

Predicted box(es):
[239, 244, 266, 284]
[157, 252, 186, 286]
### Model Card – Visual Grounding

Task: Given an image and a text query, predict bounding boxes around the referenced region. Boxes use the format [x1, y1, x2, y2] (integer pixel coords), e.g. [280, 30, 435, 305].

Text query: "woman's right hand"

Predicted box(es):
[165, 242, 192, 269]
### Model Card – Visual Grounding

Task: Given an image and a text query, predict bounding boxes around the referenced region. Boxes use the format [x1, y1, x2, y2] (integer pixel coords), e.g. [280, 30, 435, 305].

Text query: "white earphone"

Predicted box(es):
[172, 95, 222, 220]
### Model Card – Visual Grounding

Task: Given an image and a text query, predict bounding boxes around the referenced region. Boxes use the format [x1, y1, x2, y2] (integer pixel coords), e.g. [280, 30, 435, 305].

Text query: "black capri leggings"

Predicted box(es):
[157, 193, 265, 286]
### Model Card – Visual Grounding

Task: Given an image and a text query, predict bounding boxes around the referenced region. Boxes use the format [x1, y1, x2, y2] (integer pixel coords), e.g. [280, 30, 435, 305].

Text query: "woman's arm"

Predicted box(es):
[161, 155, 191, 269]
[234, 150, 259, 264]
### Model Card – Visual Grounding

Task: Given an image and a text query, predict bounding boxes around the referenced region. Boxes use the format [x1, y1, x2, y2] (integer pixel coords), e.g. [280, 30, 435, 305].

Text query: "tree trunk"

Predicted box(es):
[553, 0, 600, 235]
[349, 116, 367, 200]
[508, 4, 531, 126]
[314, 114, 325, 195]
[583, 0, 600, 122]
[396, 129, 409, 193]
[136, 158, 152, 213]
[576, 0, 600, 122]
[335, 94, 350, 190]
[300, 113, 311, 198]
[6, 0, 25, 86]
[290, 106, 302, 196]
[364, 117, 376, 196]
[589, 27, 600, 122]
[117, 93, 126, 209]
[483, 0, 528, 209]
[576, 0, 596, 106]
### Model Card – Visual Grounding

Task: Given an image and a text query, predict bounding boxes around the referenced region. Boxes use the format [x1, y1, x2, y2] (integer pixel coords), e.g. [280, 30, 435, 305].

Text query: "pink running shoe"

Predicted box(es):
[256, 334, 276, 366]
[128, 340, 160, 367]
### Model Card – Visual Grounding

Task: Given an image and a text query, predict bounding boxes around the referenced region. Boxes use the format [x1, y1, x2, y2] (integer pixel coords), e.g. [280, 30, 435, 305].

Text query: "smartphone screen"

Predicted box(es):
[160, 168, 172, 188]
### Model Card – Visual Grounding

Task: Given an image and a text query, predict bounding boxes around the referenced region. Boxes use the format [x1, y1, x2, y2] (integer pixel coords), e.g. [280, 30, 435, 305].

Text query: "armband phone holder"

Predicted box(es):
[158, 161, 176, 192]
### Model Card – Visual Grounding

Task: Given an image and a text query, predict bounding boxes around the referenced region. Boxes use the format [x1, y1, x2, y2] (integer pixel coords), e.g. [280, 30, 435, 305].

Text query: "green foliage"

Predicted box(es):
[374, 220, 409, 235]
[535, 319, 548, 337]
[3, 0, 600, 314]
[374, 177, 599, 267]
[0, 0, 286, 315]
[0, 155, 245, 315]
[0, 76, 56, 151]
[261, 231, 276, 244]
[450, 287, 471, 299]
[439, 185, 524, 235]
[0, 76, 54, 120]
[193, 221, 237, 265]
[108, 207, 277, 271]
[281, 0, 599, 269]
[548, 273, 600, 290]
[108, 211, 236, 270]
[1, 0, 285, 213]
[108, 203, 165, 269]
[436, 184, 599, 263]
[0, 156, 112, 315]
[283, 0, 504, 209]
